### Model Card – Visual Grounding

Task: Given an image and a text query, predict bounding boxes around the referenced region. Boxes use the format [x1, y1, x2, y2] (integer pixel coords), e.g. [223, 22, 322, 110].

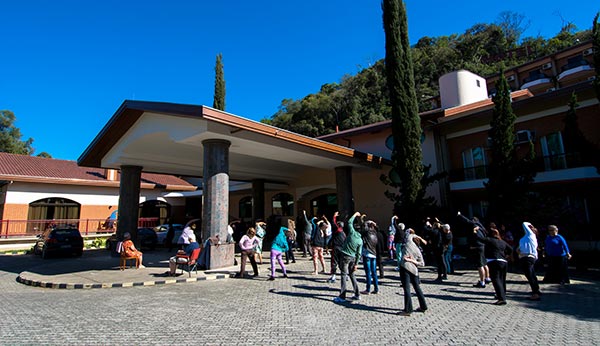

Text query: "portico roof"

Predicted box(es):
[78, 101, 388, 183]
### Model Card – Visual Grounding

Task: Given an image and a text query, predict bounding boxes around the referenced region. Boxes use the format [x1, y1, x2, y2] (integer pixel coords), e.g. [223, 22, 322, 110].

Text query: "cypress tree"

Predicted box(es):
[213, 53, 226, 111]
[485, 71, 527, 223]
[382, 0, 423, 225]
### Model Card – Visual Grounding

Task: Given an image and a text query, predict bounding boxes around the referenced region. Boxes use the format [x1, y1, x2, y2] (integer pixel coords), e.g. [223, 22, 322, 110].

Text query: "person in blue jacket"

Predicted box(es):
[543, 225, 571, 285]
[269, 226, 289, 280]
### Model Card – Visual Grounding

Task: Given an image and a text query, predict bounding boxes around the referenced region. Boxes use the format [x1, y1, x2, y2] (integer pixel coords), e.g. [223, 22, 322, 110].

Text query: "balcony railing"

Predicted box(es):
[448, 153, 589, 183]
[0, 218, 160, 239]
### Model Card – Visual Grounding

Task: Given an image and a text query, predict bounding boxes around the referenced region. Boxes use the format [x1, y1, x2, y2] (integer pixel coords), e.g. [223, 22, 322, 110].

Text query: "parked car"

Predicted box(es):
[33, 228, 84, 259]
[154, 224, 184, 246]
[105, 227, 158, 251]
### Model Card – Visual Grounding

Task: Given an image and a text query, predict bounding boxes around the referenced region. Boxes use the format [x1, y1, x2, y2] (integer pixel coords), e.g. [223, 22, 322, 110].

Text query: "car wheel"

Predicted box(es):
[41, 246, 48, 259]
[105, 240, 112, 251]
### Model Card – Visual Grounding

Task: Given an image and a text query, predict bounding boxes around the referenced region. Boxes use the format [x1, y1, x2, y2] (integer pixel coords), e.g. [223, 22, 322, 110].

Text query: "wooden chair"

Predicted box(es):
[177, 247, 201, 277]
[118, 241, 140, 270]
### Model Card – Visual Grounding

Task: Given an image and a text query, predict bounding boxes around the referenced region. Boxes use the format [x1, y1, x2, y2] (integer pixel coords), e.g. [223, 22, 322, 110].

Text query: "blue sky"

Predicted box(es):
[2, 1, 598, 161]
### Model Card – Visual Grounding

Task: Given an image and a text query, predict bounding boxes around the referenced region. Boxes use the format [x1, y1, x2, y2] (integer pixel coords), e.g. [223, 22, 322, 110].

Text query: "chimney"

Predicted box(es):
[105, 169, 118, 181]
[439, 70, 488, 109]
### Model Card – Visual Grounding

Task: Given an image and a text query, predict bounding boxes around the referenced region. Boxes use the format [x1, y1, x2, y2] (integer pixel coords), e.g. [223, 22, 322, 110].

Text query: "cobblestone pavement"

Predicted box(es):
[0, 251, 598, 345]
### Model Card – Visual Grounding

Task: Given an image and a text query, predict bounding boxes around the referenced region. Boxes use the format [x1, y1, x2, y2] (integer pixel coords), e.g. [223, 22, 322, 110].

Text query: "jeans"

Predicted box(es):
[519, 256, 540, 295]
[339, 254, 359, 299]
[443, 245, 453, 274]
[435, 250, 446, 279]
[399, 266, 427, 313]
[362, 256, 379, 292]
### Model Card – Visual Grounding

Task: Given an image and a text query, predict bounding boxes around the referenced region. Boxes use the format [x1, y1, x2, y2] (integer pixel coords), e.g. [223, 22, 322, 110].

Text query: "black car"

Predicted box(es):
[106, 227, 158, 251]
[33, 228, 84, 259]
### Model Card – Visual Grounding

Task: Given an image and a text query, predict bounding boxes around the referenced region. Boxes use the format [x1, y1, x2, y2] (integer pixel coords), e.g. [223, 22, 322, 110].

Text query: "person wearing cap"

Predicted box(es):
[122, 232, 144, 268]
[167, 234, 199, 276]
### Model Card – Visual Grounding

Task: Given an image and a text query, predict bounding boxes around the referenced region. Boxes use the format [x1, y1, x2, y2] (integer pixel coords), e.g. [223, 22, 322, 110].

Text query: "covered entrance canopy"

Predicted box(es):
[78, 101, 387, 268]
[78, 101, 384, 182]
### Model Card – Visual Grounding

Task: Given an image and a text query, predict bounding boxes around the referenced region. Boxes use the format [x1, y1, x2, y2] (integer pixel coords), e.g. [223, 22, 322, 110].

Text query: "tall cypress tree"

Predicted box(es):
[485, 70, 538, 223]
[382, 0, 423, 225]
[486, 71, 515, 222]
[213, 53, 226, 111]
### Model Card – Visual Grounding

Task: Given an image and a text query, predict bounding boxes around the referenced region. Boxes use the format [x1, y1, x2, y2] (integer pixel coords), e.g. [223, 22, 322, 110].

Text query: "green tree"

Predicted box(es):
[485, 71, 535, 223]
[212, 53, 226, 111]
[0, 110, 34, 155]
[382, 0, 423, 225]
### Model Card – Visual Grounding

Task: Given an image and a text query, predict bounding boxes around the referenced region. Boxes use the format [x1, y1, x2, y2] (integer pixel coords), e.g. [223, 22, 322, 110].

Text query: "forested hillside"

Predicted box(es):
[261, 13, 592, 137]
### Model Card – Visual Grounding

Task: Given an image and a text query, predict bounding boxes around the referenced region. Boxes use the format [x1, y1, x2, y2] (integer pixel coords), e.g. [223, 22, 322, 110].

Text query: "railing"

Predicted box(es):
[448, 153, 589, 183]
[0, 218, 160, 239]
[560, 58, 591, 72]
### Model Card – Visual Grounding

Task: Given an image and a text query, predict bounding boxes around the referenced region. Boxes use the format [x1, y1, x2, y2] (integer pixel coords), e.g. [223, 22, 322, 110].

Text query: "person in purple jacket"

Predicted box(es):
[543, 225, 572, 285]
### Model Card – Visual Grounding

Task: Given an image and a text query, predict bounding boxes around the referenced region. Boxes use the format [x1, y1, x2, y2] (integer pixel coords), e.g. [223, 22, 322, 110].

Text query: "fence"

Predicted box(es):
[0, 218, 160, 238]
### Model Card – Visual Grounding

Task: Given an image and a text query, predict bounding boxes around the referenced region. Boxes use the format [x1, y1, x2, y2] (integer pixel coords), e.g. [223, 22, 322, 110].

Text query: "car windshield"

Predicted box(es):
[53, 229, 80, 236]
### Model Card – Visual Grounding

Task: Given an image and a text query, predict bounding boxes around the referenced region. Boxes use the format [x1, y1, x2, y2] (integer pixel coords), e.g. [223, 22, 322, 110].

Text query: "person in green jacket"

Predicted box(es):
[334, 211, 364, 303]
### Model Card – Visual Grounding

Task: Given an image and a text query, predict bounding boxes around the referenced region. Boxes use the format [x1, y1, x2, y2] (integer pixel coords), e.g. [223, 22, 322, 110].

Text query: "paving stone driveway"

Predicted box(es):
[0, 252, 598, 345]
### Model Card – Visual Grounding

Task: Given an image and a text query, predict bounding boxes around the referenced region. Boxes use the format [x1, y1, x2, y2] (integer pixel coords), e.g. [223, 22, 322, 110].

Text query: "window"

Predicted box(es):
[272, 193, 294, 216]
[461, 147, 487, 180]
[27, 198, 81, 232]
[540, 132, 566, 171]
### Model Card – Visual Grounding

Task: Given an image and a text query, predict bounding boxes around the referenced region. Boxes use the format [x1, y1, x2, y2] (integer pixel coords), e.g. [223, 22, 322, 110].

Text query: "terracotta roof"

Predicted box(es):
[0, 152, 195, 190]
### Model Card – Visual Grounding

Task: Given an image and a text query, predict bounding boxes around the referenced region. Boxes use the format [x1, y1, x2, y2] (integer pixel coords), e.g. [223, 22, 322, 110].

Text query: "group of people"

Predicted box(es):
[120, 208, 572, 314]
[458, 212, 572, 304]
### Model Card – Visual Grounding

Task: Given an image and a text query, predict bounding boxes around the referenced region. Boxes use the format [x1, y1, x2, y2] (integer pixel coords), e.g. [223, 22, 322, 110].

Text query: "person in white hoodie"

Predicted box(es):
[517, 222, 541, 301]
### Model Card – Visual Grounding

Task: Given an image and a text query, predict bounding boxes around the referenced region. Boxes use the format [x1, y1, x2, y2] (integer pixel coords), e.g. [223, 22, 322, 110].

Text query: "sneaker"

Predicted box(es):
[484, 278, 492, 284]
[327, 276, 336, 283]
[292, 260, 296, 263]
[372, 290, 379, 295]
[333, 297, 346, 303]
[415, 307, 427, 313]
[138, 265, 146, 269]
[473, 281, 485, 288]
[360, 290, 370, 295]
[397, 310, 411, 316]
[268, 276, 275, 281]
[350, 295, 361, 301]
[493, 300, 507, 305]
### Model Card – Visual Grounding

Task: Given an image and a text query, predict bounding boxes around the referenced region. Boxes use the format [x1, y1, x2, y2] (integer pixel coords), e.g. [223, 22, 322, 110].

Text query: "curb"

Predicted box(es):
[16, 273, 231, 289]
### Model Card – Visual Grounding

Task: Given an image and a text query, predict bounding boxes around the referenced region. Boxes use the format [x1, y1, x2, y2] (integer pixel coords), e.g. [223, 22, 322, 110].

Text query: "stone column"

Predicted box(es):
[252, 179, 265, 222]
[202, 139, 231, 268]
[335, 166, 354, 220]
[117, 165, 142, 245]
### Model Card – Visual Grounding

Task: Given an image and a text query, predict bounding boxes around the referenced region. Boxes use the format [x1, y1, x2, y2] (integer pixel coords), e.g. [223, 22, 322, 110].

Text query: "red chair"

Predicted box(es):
[177, 247, 201, 277]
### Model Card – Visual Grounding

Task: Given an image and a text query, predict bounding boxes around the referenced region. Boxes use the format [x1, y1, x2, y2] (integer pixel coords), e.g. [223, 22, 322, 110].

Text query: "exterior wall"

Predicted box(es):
[2, 181, 185, 222]
[330, 129, 392, 159]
